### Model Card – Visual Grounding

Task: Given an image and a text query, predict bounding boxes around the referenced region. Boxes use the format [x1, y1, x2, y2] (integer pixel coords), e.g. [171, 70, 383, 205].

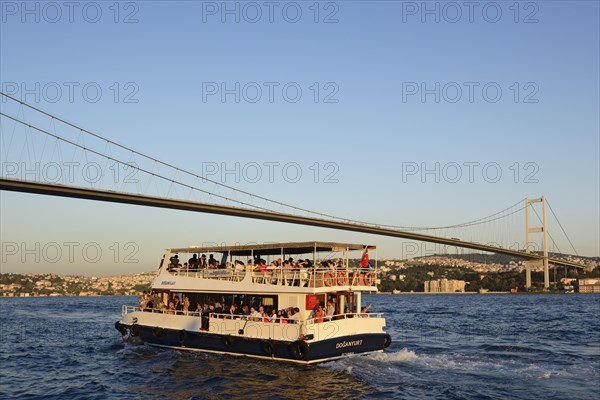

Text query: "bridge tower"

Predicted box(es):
[524, 196, 550, 289]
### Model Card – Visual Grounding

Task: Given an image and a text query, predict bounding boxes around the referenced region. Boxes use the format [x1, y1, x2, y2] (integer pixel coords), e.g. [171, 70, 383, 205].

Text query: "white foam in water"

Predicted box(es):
[320, 348, 417, 372]
[366, 348, 418, 363]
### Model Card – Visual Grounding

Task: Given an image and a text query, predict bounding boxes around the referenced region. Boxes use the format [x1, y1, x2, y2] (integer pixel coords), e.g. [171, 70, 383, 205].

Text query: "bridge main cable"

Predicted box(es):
[0, 94, 525, 231]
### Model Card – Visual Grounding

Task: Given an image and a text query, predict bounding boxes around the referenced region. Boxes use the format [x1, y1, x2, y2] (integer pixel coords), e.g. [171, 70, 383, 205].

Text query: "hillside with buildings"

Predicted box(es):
[1, 253, 598, 297]
[0, 272, 153, 297]
[377, 253, 600, 293]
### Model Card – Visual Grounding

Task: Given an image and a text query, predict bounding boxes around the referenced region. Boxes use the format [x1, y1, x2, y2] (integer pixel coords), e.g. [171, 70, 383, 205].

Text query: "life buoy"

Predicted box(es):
[178, 329, 188, 346]
[262, 340, 275, 356]
[364, 272, 375, 286]
[152, 326, 164, 338]
[324, 272, 334, 287]
[383, 334, 392, 348]
[130, 324, 140, 337]
[290, 340, 309, 360]
[223, 335, 236, 350]
[352, 271, 363, 286]
[336, 271, 348, 286]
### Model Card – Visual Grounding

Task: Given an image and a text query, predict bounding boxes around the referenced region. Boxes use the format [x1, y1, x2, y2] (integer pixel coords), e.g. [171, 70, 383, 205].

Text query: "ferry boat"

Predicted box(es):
[115, 241, 392, 364]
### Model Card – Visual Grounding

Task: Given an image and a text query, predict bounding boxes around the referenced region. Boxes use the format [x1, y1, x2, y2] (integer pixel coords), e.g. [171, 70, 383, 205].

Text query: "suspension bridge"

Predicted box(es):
[0, 93, 590, 288]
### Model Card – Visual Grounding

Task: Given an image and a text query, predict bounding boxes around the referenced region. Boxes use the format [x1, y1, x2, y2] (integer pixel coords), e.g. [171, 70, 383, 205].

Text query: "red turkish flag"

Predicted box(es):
[360, 247, 369, 267]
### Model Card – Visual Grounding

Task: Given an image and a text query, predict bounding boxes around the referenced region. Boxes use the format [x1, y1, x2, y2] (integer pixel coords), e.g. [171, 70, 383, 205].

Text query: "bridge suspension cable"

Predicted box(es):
[0, 112, 280, 213]
[0, 92, 529, 234]
[547, 200, 579, 256]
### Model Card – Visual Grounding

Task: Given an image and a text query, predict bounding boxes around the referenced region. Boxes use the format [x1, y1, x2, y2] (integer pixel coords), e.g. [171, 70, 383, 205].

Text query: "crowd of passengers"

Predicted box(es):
[163, 253, 362, 273]
[138, 292, 374, 330]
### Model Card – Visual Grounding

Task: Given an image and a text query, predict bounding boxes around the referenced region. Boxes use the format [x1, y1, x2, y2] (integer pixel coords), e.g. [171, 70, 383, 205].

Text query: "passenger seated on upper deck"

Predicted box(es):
[292, 261, 301, 272]
[255, 259, 268, 273]
[234, 260, 245, 271]
[169, 254, 179, 268]
[282, 260, 292, 271]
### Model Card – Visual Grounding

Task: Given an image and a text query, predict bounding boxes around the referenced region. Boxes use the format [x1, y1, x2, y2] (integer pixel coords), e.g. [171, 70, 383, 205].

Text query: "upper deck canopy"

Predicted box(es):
[167, 241, 376, 256]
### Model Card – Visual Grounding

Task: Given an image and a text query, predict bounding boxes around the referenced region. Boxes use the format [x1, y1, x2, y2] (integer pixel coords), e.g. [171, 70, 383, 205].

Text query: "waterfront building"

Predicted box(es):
[424, 278, 466, 293]
[577, 278, 600, 293]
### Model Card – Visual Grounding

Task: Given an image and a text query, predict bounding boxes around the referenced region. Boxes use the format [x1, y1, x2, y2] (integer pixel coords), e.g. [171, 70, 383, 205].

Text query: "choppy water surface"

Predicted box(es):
[1, 294, 598, 399]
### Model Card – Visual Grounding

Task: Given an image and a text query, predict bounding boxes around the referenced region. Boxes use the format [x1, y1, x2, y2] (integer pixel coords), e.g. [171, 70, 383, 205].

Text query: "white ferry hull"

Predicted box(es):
[115, 322, 391, 364]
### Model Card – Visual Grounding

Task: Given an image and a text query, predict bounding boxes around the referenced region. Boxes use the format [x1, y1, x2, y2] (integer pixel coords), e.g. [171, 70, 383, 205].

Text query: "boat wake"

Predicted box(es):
[366, 348, 418, 363]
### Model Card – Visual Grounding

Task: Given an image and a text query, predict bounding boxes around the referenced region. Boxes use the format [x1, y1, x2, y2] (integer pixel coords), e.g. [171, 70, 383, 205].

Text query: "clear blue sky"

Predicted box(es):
[1, 1, 598, 275]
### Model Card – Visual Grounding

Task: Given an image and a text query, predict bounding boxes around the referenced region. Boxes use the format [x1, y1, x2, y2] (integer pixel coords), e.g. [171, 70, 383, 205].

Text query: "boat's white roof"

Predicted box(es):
[167, 241, 376, 256]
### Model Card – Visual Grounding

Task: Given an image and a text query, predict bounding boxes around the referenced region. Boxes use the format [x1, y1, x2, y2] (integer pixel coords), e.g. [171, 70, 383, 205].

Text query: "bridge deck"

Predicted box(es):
[0, 178, 585, 269]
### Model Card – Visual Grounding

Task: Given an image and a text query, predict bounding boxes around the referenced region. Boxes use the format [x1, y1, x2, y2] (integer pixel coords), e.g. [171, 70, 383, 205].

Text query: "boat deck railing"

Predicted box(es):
[208, 312, 384, 322]
[122, 305, 383, 322]
[166, 267, 378, 288]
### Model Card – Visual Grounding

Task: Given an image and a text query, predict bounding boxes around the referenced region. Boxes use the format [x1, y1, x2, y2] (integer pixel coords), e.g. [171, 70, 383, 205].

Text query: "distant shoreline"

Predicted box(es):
[376, 291, 585, 295]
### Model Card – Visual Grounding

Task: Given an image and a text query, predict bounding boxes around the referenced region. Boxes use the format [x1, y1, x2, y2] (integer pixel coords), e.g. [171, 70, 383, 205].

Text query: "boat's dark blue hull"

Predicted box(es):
[115, 322, 391, 364]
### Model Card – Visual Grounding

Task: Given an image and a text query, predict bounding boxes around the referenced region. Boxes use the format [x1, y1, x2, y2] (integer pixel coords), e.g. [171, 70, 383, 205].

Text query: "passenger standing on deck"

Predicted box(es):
[315, 305, 325, 323]
[250, 307, 261, 321]
[278, 309, 288, 323]
[168, 254, 179, 271]
[360, 304, 373, 318]
[228, 304, 237, 319]
[268, 308, 277, 322]
[325, 301, 335, 320]
[258, 306, 267, 322]
[188, 254, 199, 270]
[288, 307, 302, 324]
[208, 254, 217, 265]
[182, 296, 190, 314]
